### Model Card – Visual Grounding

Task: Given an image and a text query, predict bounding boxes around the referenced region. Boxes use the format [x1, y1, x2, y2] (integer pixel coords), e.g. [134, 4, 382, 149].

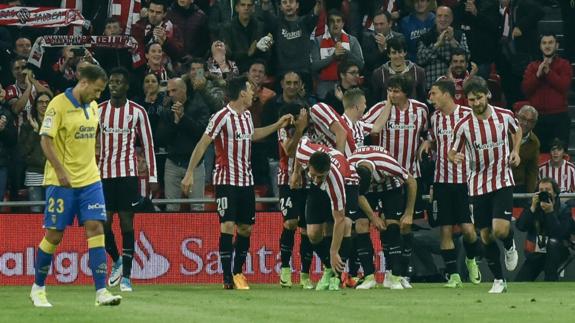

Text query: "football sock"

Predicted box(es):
[356, 233, 375, 276]
[400, 232, 414, 276]
[385, 224, 402, 276]
[219, 233, 234, 278]
[484, 242, 504, 280]
[233, 234, 250, 275]
[501, 228, 515, 250]
[300, 234, 313, 274]
[35, 238, 57, 287]
[280, 228, 295, 268]
[441, 248, 458, 276]
[88, 235, 107, 290]
[122, 231, 135, 278]
[104, 223, 120, 262]
[463, 238, 481, 259]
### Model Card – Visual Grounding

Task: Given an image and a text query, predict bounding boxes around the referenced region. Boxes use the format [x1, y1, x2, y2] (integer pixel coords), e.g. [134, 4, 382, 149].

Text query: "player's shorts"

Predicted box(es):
[469, 187, 514, 229]
[380, 187, 405, 221]
[279, 185, 307, 227]
[305, 184, 333, 225]
[356, 191, 382, 222]
[102, 177, 140, 212]
[431, 183, 472, 226]
[215, 185, 256, 225]
[43, 181, 107, 230]
[345, 185, 364, 221]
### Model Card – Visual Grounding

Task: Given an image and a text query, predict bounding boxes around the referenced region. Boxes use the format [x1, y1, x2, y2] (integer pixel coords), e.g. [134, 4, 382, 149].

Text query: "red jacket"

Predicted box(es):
[522, 56, 572, 115]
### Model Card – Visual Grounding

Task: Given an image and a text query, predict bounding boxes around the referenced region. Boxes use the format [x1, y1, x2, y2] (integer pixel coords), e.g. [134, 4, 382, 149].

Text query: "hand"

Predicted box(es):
[0, 86, 6, 103]
[374, 33, 386, 52]
[436, 30, 447, 47]
[418, 140, 432, 161]
[511, 27, 522, 39]
[248, 41, 258, 56]
[192, 76, 207, 90]
[536, 61, 547, 78]
[150, 182, 160, 197]
[256, 34, 273, 52]
[330, 251, 345, 274]
[172, 101, 184, 124]
[24, 72, 32, 88]
[276, 114, 294, 129]
[400, 212, 413, 232]
[452, 152, 465, 164]
[530, 193, 540, 212]
[295, 108, 309, 132]
[181, 172, 194, 196]
[509, 151, 520, 167]
[0, 115, 7, 131]
[56, 168, 72, 187]
[289, 171, 302, 189]
[540, 200, 554, 214]
[372, 216, 387, 231]
[153, 26, 167, 44]
[390, 11, 400, 20]
[334, 42, 347, 57]
[470, 62, 479, 76]
[334, 84, 344, 101]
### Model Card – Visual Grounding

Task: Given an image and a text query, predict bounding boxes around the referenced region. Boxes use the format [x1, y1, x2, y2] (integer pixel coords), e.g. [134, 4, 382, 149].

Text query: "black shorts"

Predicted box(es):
[102, 177, 140, 212]
[431, 183, 472, 226]
[470, 187, 514, 229]
[305, 184, 334, 225]
[381, 188, 405, 221]
[215, 185, 256, 224]
[345, 185, 363, 221]
[279, 185, 307, 227]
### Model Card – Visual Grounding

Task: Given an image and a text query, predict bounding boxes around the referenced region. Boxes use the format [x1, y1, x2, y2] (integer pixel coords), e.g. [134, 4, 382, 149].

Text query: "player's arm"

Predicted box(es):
[40, 135, 71, 187]
[329, 120, 347, 153]
[282, 109, 308, 157]
[181, 133, 213, 194]
[509, 123, 522, 166]
[253, 114, 294, 142]
[330, 208, 347, 273]
[10, 85, 32, 115]
[400, 174, 417, 232]
[289, 159, 303, 189]
[370, 100, 392, 134]
[358, 194, 386, 231]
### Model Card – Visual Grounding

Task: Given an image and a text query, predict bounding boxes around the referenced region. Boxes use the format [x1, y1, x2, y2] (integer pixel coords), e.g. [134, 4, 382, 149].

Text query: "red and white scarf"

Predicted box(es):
[319, 30, 350, 81]
[0, 5, 86, 28]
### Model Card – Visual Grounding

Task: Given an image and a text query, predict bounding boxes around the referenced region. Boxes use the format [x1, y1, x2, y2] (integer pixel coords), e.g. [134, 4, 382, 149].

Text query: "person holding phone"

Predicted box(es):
[515, 177, 573, 281]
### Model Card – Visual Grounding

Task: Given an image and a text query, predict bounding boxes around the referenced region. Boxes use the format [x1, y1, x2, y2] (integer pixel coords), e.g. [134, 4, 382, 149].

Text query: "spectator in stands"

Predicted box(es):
[220, 0, 269, 73]
[144, 42, 173, 82]
[516, 177, 572, 281]
[323, 60, 364, 115]
[19, 92, 50, 212]
[263, 0, 320, 93]
[371, 36, 427, 103]
[182, 57, 226, 114]
[522, 34, 573, 153]
[512, 105, 540, 194]
[0, 96, 16, 202]
[166, 0, 210, 58]
[206, 40, 240, 82]
[417, 6, 469, 91]
[13, 37, 32, 59]
[436, 47, 478, 106]
[156, 78, 210, 211]
[138, 72, 167, 151]
[399, 0, 436, 62]
[559, 0, 575, 61]
[311, 9, 364, 99]
[132, 0, 185, 62]
[498, 0, 544, 107]
[94, 18, 133, 74]
[361, 9, 403, 76]
[208, 0, 234, 40]
[52, 47, 97, 91]
[538, 138, 575, 194]
[5, 58, 52, 118]
[451, 0, 501, 79]
[0, 27, 12, 85]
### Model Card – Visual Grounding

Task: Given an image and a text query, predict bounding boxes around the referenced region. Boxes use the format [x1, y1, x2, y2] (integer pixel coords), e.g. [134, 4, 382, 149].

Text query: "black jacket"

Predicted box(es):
[0, 107, 17, 167]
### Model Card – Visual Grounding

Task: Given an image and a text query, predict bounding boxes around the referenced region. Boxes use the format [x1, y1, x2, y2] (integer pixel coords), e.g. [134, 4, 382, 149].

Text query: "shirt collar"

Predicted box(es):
[65, 87, 90, 109]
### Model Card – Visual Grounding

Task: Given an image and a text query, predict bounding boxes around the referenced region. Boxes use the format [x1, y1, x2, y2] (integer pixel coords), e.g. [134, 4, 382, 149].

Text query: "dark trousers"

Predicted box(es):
[534, 112, 570, 153]
[515, 241, 569, 281]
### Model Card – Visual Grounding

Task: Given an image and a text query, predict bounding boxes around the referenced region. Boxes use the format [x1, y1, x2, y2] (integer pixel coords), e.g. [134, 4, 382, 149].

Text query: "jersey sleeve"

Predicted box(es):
[136, 108, 158, 182]
[450, 119, 467, 153]
[295, 137, 313, 168]
[326, 167, 346, 211]
[205, 109, 228, 139]
[429, 113, 437, 141]
[39, 100, 62, 138]
[379, 154, 410, 181]
[362, 102, 384, 124]
[310, 103, 339, 130]
[505, 112, 519, 134]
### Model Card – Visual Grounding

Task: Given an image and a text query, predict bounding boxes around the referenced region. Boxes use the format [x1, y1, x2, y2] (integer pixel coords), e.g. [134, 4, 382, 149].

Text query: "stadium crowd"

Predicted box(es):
[1, 0, 575, 302]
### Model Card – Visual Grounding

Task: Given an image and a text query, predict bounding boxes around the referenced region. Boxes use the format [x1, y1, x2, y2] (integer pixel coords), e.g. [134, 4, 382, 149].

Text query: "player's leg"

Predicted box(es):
[380, 188, 404, 289]
[278, 186, 298, 287]
[231, 186, 256, 290]
[491, 188, 518, 272]
[460, 221, 482, 285]
[297, 190, 314, 289]
[79, 182, 122, 305]
[329, 185, 357, 290]
[354, 218, 376, 289]
[435, 184, 462, 288]
[116, 177, 140, 292]
[216, 185, 236, 289]
[31, 185, 73, 307]
[102, 178, 122, 287]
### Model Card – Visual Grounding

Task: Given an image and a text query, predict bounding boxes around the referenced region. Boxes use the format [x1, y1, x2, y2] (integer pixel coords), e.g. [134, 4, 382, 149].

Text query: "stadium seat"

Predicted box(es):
[487, 72, 505, 108]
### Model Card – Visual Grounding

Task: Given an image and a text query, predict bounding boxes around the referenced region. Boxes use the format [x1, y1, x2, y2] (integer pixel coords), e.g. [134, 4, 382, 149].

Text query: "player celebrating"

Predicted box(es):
[421, 79, 481, 288]
[98, 67, 157, 292]
[181, 76, 293, 290]
[30, 64, 122, 307]
[349, 145, 417, 289]
[449, 77, 520, 293]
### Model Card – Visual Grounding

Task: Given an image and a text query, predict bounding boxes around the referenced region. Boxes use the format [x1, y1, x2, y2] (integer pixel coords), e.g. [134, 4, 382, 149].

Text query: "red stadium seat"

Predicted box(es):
[487, 72, 505, 108]
[513, 100, 531, 113]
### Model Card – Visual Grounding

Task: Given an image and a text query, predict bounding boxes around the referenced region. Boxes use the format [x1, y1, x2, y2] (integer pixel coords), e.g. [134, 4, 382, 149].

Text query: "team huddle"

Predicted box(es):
[29, 63, 521, 308]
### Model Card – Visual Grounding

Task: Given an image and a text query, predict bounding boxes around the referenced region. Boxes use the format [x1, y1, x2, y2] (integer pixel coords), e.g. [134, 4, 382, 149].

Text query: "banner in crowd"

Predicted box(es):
[0, 6, 86, 28]
[28, 35, 142, 68]
[0, 213, 387, 285]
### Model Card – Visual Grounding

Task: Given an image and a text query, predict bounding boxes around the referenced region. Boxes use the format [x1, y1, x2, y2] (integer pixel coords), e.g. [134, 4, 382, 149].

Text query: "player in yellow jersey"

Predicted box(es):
[29, 64, 122, 307]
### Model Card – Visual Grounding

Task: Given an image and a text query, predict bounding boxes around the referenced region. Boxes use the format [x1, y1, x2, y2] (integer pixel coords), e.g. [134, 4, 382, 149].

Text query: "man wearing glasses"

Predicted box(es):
[512, 105, 540, 194]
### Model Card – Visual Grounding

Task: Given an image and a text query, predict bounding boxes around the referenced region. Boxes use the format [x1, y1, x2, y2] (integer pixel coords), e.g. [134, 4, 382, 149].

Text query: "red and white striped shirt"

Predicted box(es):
[296, 137, 358, 211]
[349, 146, 409, 185]
[98, 100, 157, 182]
[430, 105, 471, 184]
[308, 102, 357, 157]
[451, 105, 518, 196]
[277, 127, 296, 186]
[538, 160, 575, 193]
[363, 99, 429, 178]
[436, 73, 470, 106]
[342, 113, 373, 148]
[206, 105, 255, 186]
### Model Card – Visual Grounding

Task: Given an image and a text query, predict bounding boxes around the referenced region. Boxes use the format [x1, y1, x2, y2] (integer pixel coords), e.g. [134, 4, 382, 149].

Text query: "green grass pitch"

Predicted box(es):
[2, 283, 574, 323]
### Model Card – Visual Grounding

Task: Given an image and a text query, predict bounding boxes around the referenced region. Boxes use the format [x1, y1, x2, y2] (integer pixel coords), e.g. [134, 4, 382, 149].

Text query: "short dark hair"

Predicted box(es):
[432, 79, 456, 97]
[145, 41, 163, 54]
[149, 0, 167, 11]
[356, 164, 372, 195]
[387, 74, 413, 95]
[450, 47, 468, 62]
[279, 102, 306, 118]
[226, 75, 250, 101]
[327, 9, 344, 21]
[249, 58, 267, 73]
[281, 70, 302, 82]
[309, 151, 331, 174]
[538, 177, 560, 196]
[337, 60, 359, 80]
[387, 35, 407, 53]
[31, 92, 53, 121]
[463, 76, 489, 97]
[539, 32, 557, 41]
[550, 137, 566, 151]
[10, 57, 27, 69]
[109, 66, 130, 83]
[77, 64, 108, 82]
[104, 17, 121, 26]
[373, 9, 392, 23]
[182, 56, 206, 72]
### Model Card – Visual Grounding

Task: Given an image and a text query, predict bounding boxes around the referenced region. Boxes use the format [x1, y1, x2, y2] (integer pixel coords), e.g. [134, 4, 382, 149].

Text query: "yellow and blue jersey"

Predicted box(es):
[40, 88, 101, 188]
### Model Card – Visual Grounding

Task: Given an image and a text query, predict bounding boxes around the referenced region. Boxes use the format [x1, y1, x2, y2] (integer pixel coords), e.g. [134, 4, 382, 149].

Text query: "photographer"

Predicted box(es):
[515, 177, 573, 281]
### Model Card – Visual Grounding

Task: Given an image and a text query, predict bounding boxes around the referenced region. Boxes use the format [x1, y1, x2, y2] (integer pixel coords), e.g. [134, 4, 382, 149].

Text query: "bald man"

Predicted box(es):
[157, 77, 211, 211]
